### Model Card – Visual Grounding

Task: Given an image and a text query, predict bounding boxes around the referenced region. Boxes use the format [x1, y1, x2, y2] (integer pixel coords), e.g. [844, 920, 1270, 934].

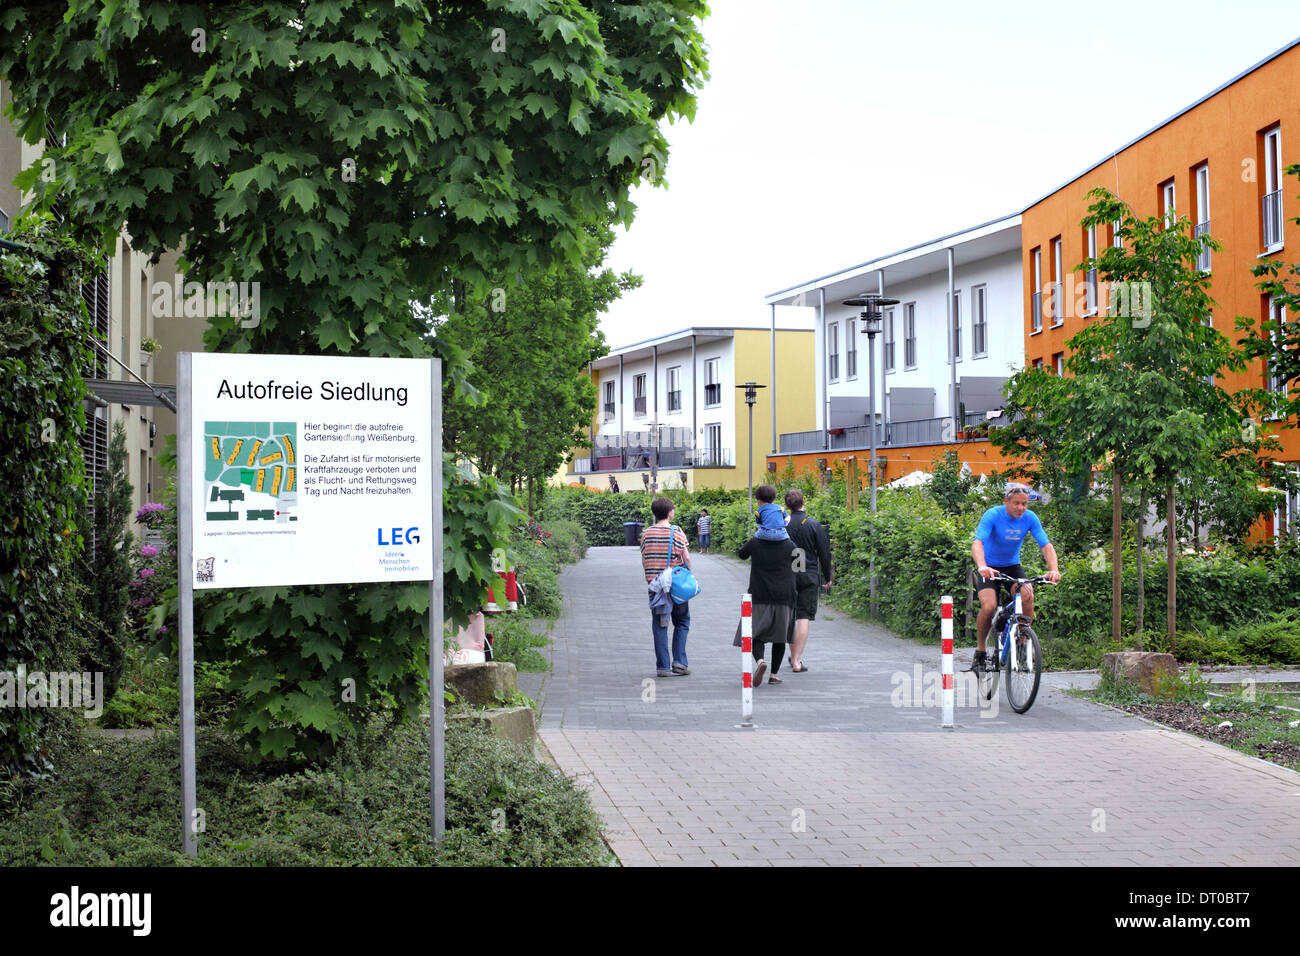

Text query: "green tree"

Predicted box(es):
[996, 188, 1265, 646]
[436, 223, 635, 495]
[926, 448, 975, 516]
[0, 1, 710, 760]
[76, 419, 134, 703]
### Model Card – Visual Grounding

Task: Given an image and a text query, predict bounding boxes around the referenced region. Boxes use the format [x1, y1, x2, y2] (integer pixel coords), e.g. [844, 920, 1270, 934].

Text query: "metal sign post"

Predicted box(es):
[429, 358, 445, 842]
[177, 353, 198, 857]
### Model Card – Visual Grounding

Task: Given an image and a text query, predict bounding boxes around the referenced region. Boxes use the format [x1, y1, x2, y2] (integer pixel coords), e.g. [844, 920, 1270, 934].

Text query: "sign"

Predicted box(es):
[186, 352, 435, 588]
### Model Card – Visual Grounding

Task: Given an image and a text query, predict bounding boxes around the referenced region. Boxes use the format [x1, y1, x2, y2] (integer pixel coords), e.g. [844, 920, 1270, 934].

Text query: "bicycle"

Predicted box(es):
[974, 572, 1054, 713]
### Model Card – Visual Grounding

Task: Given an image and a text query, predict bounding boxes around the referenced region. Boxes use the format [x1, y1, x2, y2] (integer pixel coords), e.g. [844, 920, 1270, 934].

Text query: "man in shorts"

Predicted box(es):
[970, 482, 1060, 671]
[784, 489, 832, 673]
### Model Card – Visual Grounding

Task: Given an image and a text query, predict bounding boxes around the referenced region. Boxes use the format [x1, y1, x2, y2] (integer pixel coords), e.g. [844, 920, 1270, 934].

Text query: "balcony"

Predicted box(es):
[569, 436, 734, 473]
[695, 447, 733, 468]
[1031, 291, 1042, 332]
[1263, 191, 1284, 249]
[1194, 221, 1212, 272]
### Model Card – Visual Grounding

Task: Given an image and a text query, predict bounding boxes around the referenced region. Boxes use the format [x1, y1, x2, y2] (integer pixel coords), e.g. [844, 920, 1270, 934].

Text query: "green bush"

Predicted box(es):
[0, 716, 609, 866]
[488, 615, 550, 673]
[539, 519, 588, 564]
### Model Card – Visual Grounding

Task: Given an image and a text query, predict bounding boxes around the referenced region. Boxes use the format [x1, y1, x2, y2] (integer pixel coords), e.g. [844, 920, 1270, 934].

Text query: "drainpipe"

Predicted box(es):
[770, 303, 777, 454]
[691, 334, 697, 462]
[820, 287, 828, 450]
[618, 353, 624, 469]
[948, 247, 957, 432]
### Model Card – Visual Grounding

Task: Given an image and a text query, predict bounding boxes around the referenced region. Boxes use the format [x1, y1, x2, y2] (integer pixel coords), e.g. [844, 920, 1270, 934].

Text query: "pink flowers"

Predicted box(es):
[141, 544, 159, 557]
[139, 567, 155, 578]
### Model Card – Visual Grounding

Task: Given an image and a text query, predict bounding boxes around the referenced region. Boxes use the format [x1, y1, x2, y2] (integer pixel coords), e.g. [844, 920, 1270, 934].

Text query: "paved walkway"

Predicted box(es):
[537, 547, 1300, 866]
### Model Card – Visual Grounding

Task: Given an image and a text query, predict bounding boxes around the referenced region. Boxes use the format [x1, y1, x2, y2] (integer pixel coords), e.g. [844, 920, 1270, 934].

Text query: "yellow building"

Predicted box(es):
[556, 322, 816, 493]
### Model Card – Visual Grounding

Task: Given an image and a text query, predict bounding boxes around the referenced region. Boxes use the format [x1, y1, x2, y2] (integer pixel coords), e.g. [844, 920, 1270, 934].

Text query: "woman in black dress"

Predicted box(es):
[734, 490, 797, 685]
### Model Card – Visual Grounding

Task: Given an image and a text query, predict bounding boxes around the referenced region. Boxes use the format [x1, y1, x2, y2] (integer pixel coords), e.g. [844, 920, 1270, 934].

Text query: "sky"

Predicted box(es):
[597, 0, 1300, 348]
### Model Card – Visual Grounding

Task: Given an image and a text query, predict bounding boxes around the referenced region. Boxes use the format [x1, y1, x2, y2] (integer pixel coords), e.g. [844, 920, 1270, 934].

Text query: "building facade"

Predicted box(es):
[561, 323, 816, 492]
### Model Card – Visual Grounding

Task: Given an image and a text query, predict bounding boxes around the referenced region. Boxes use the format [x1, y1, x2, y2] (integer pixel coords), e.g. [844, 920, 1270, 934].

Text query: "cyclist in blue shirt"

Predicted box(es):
[970, 482, 1060, 671]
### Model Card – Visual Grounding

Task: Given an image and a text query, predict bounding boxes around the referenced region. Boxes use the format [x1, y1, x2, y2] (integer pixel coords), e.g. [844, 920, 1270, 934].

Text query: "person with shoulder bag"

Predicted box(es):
[640, 497, 694, 678]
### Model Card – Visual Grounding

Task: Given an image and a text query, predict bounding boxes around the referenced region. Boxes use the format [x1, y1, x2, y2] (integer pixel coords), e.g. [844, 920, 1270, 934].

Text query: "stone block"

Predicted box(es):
[1100, 651, 1180, 697]
[444, 661, 518, 706]
[448, 706, 536, 750]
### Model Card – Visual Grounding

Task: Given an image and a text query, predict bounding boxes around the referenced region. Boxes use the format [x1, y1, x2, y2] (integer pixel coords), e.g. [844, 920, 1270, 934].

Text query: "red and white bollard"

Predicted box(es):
[941, 595, 954, 727]
[740, 593, 754, 727]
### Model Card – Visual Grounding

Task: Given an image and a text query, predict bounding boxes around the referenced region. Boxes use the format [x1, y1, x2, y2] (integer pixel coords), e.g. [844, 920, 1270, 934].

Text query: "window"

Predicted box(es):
[704, 357, 721, 407]
[1268, 297, 1288, 402]
[1084, 225, 1098, 314]
[1112, 217, 1123, 249]
[1160, 178, 1176, 228]
[846, 319, 857, 379]
[1051, 238, 1063, 325]
[667, 366, 681, 413]
[884, 309, 896, 372]
[948, 291, 961, 362]
[1053, 352, 1064, 376]
[1032, 358, 1044, 370]
[633, 373, 646, 417]
[1264, 126, 1284, 249]
[904, 303, 917, 369]
[703, 423, 723, 467]
[972, 285, 988, 358]
[828, 322, 839, 382]
[603, 380, 615, 421]
[1031, 247, 1042, 332]
[1194, 162, 1211, 272]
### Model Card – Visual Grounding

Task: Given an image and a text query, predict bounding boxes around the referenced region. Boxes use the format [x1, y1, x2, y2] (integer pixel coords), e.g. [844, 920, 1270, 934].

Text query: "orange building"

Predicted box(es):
[1021, 37, 1300, 533]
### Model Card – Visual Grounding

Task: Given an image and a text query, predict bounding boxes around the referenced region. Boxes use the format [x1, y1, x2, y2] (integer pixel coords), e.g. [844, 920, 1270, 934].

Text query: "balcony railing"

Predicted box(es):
[1263, 190, 1284, 248]
[778, 418, 953, 452]
[1194, 221, 1211, 272]
[695, 447, 733, 468]
[1031, 291, 1042, 332]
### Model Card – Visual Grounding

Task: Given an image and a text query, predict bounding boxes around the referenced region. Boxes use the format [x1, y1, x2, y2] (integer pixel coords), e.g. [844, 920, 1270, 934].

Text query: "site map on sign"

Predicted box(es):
[203, 421, 299, 524]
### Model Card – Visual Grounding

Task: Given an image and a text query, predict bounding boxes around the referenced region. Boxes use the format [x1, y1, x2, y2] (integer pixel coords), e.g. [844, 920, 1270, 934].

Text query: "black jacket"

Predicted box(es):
[786, 511, 832, 584]
[737, 536, 797, 605]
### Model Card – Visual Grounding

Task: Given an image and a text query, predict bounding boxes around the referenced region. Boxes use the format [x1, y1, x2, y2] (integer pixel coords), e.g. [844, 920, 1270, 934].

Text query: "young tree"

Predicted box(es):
[997, 189, 1265, 645]
[435, 223, 635, 493]
[77, 420, 134, 703]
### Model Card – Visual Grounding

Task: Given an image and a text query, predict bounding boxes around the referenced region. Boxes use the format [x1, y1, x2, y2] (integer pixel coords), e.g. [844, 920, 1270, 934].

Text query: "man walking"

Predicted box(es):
[640, 497, 691, 677]
[784, 489, 831, 673]
[696, 508, 711, 553]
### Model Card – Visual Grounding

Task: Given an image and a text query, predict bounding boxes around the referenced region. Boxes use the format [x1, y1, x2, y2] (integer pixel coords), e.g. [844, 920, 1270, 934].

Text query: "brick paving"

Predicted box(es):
[536, 546, 1300, 866]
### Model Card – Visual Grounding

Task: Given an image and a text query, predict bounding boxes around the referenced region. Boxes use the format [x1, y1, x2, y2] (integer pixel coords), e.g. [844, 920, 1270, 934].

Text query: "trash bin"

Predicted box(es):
[622, 521, 644, 546]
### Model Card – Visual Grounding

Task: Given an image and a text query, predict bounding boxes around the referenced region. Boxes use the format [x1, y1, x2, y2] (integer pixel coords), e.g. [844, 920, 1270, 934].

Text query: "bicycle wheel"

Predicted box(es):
[1004, 623, 1042, 714]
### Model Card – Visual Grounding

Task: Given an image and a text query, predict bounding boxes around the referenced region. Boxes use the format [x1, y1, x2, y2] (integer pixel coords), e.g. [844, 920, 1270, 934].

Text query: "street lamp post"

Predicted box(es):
[843, 293, 899, 617]
[737, 381, 766, 515]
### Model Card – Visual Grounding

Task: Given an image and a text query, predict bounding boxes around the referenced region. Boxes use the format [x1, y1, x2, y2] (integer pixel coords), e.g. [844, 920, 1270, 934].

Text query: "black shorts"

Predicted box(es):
[794, 575, 821, 620]
[976, 564, 1024, 598]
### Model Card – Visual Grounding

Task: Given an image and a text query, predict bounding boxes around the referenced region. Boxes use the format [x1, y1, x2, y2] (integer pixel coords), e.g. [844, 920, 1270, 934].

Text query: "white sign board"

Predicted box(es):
[186, 352, 435, 589]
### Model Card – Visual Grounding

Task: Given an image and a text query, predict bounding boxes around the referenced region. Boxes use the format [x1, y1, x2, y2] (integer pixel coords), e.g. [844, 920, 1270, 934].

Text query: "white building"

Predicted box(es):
[565, 321, 816, 492]
[765, 214, 1024, 453]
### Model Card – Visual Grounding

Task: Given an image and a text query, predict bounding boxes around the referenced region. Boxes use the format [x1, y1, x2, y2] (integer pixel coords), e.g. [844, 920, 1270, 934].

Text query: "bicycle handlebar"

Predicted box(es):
[985, 572, 1057, 586]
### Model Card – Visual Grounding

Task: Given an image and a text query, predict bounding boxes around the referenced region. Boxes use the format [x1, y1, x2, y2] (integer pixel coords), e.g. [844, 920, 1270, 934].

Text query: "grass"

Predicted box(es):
[1087, 667, 1300, 773]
